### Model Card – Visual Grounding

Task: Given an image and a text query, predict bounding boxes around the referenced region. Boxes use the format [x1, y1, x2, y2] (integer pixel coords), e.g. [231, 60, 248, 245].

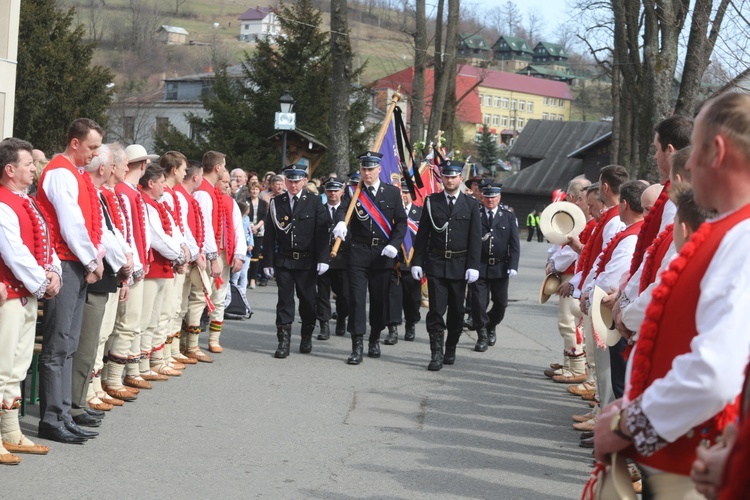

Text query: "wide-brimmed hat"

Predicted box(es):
[539, 201, 587, 245]
[464, 174, 483, 189]
[125, 144, 159, 164]
[590, 286, 622, 347]
[539, 273, 561, 304]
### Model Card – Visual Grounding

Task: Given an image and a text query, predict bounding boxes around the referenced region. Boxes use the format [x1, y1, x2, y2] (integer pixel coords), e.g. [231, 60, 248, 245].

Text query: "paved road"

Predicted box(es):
[11, 240, 594, 498]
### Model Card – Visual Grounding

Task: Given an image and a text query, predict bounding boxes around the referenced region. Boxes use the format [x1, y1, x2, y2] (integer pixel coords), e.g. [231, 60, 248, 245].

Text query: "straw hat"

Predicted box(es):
[539, 273, 561, 304]
[125, 144, 159, 164]
[590, 286, 622, 347]
[539, 201, 587, 245]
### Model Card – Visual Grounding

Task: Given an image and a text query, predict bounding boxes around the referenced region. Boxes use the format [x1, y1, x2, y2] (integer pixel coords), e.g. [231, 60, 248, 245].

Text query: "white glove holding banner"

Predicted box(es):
[333, 221, 348, 240]
[317, 263, 329, 275]
[465, 269, 479, 283]
[411, 266, 423, 280]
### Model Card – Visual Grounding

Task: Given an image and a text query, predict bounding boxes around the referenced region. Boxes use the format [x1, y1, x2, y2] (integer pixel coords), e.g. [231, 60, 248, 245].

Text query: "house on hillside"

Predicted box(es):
[516, 64, 576, 85]
[238, 6, 280, 42]
[491, 36, 534, 72]
[531, 42, 570, 74]
[157, 25, 189, 45]
[107, 65, 248, 151]
[457, 34, 491, 66]
[499, 120, 611, 217]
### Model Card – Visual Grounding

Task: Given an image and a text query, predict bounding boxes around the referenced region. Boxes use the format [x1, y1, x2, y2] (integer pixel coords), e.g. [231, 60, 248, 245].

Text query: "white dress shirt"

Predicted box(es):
[621, 243, 678, 333]
[174, 189, 200, 261]
[230, 197, 247, 260]
[194, 189, 218, 257]
[145, 197, 184, 262]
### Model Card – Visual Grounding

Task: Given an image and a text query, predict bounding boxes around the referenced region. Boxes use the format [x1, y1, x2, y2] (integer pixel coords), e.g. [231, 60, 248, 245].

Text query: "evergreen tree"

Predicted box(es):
[477, 124, 500, 170]
[14, 0, 113, 153]
[156, 0, 370, 175]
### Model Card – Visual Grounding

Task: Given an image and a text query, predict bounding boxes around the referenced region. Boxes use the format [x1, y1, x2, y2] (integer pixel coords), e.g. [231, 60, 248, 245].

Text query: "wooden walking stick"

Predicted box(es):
[330, 90, 402, 258]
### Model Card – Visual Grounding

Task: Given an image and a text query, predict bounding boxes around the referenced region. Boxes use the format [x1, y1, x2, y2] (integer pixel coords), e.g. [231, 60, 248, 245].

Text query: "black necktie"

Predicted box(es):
[292, 195, 298, 211]
[488, 209, 494, 226]
[330, 206, 336, 221]
[368, 186, 376, 198]
[448, 195, 455, 211]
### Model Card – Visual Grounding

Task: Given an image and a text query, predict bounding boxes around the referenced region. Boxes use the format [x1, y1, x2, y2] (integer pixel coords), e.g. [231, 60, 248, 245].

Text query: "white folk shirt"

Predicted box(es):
[98, 195, 128, 273]
[145, 195, 184, 262]
[583, 223, 639, 298]
[547, 243, 578, 275]
[624, 215, 750, 444]
[570, 208, 624, 295]
[230, 197, 247, 260]
[0, 194, 61, 296]
[103, 186, 139, 273]
[117, 182, 150, 273]
[193, 189, 218, 257]
[174, 189, 200, 261]
[40, 167, 98, 266]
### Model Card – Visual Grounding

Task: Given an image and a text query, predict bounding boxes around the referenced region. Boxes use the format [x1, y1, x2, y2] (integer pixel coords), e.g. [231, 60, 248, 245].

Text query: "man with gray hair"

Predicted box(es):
[70, 144, 132, 423]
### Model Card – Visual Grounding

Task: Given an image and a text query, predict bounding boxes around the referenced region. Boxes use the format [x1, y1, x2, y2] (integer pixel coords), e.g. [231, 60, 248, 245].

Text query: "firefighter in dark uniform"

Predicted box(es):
[411, 160, 482, 371]
[384, 180, 423, 344]
[263, 165, 330, 358]
[316, 177, 348, 340]
[469, 182, 520, 351]
[332, 152, 407, 365]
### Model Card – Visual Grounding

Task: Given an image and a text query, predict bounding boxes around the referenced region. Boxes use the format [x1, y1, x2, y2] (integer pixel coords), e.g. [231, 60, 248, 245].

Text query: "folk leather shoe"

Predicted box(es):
[553, 372, 587, 384]
[2, 438, 49, 455]
[0, 451, 21, 464]
[185, 349, 214, 363]
[140, 371, 169, 382]
[124, 375, 153, 390]
[38, 425, 87, 444]
[383, 326, 398, 345]
[104, 386, 137, 402]
[567, 382, 595, 396]
[404, 323, 416, 341]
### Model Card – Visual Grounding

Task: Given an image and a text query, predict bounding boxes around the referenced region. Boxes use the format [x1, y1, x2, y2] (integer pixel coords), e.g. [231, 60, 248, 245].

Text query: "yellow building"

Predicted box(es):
[460, 66, 573, 143]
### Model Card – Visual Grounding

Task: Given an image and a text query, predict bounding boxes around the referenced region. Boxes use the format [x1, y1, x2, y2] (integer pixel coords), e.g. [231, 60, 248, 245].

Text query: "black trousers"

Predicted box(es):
[426, 276, 466, 335]
[316, 267, 348, 323]
[389, 271, 421, 326]
[526, 226, 535, 242]
[248, 235, 264, 281]
[39, 261, 87, 428]
[610, 337, 628, 399]
[274, 266, 317, 326]
[348, 265, 390, 335]
[469, 276, 509, 330]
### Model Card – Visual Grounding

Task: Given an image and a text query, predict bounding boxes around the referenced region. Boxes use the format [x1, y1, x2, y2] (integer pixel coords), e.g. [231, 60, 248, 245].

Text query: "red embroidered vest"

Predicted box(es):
[115, 183, 149, 266]
[593, 220, 643, 280]
[142, 195, 175, 279]
[195, 179, 224, 253]
[174, 185, 205, 252]
[221, 193, 237, 260]
[625, 206, 750, 474]
[638, 225, 674, 294]
[0, 187, 53, 299]
[629, 182, 671, 277]
[163, 187, 185, 233]
[577, 206, 619, 288]
[100, 187, 126, 236]
[36, 156, 102, 262]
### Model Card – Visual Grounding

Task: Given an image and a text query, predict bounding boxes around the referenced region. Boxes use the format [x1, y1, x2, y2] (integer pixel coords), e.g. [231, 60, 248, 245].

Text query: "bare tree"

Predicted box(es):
[410, 0, 428, 145]
[174, 0, 188, 16]
[330, 0, 352, 177]
[518, 10, 545, 46]
[501, 1, 522, 37]
[427, 0, 459, 146]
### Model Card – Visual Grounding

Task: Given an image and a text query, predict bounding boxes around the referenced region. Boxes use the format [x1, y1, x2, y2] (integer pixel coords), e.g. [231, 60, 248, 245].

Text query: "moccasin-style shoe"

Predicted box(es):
[553, 372, 587, 384]
[139, 371, 169, 382]
[567, 382, 595, 396]
[3, 435, 50, 455]
[104, 387, 137, 402]
[123, 376, 153, 390]
[0, 452, 21, 464]
[100, 394, 125, 406]
[152, 364, 182, 377]
[208, 342, 223, 354]
[87, 399, 113, 411]
[573, 418, 597, 431]
[573, 411, 595, 423]
[185, 349, 213, 363]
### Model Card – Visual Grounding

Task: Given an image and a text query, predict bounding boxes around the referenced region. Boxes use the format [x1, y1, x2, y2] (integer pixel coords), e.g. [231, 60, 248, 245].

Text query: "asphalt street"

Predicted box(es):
[10, 240, 595, 499]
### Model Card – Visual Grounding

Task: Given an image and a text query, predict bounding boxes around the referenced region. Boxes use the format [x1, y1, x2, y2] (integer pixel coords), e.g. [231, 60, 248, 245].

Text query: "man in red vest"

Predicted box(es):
[36, 118, 105, 444]
[594, 92, 750, 497]
[0, 137, 60, 460]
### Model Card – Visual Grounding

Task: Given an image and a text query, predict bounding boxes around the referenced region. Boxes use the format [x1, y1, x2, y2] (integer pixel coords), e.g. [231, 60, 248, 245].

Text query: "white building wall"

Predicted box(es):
[0, 1, 20, 139]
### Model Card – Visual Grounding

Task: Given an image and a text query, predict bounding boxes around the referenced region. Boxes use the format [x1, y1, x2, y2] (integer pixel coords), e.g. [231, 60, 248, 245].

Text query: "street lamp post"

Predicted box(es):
[275, 90, 296, 170]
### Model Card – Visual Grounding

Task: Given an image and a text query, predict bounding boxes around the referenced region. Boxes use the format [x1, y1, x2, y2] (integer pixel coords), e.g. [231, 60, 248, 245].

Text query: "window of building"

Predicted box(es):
[245, 24, 249, 29]
[559, 100, 565, 108]
[156, 117, 170, 138]
[518, 118, 524, 128]
[492, 115, 499, 125]
[543, 97, 549, 105]
[491, 133, 498, 143]
[510, 117, 516, 129]
[502, 116, 508, 127]
[558, 114, 564, 121]
[542, 112, 548, 120]
[511, 99, 517, 110]
[519, 100, 526, 111]
[475, 131, 483, 143]
[123, 116, 135, 140]
[484, 114, 491, 124]
[527, 102, 534, 113]
[165, 82, 178, 101]
[494, 97, 501, 107]
[501, 97, 509, 109]
[485, 96, 492, 107]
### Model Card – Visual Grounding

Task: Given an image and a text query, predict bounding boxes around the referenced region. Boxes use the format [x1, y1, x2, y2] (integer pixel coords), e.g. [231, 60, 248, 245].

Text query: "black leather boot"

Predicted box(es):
[384, 325, 398, 345]
[274, 325, 291, 359]
[404, 323, 416, 341]
[487, 324, 497, 346]
[368, 330, 381, 358]
[317, 320, 330, 340]
[427, 332, 444, 371]
[300, 323, 314, 353]
[335, 317, 347, 336]
[444, 330, 461, 365]
[347, 335, 363, 365]
[474, 328, 489, 352]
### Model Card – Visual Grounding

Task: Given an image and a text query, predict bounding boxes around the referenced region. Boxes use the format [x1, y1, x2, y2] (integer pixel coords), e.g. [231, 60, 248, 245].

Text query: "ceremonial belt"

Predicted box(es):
[280, 250, 313, 260]
[357, 190, 392, 238]
[430, 249, 467, 259]
[354, 236, 387, 247]
[487, 255, 508, 266]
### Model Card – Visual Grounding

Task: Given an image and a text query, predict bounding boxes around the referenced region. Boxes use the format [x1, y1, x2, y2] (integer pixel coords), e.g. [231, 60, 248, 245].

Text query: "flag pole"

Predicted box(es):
[330, 89, 402, 258]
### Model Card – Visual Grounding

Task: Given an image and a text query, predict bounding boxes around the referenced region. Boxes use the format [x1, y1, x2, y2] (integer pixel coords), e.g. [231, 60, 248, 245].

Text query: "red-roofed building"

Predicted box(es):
[238, 6, 280, 42]
[372, 65, 574, 145]
[371, 66, 482, 143]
